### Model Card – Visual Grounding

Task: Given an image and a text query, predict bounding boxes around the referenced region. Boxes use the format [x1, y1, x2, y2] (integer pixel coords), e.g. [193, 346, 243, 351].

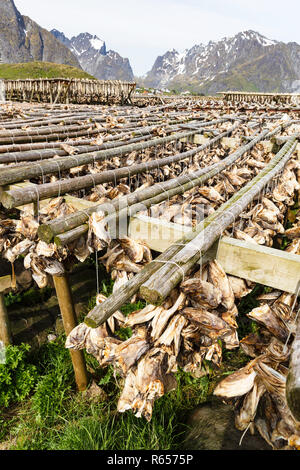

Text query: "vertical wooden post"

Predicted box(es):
[286, 285, 300, 422]
[53, 273, 89, 391]
[297, 145, 300, 204]
[0, 274, 12, 346]
[0, 291, 12, 346]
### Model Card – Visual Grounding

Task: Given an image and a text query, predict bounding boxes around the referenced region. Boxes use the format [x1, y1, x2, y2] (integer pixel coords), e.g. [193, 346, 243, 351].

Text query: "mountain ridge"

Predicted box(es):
[0, 0, 80, 68]
[51, 30, 134, 82]
[142, 30, 300, 94]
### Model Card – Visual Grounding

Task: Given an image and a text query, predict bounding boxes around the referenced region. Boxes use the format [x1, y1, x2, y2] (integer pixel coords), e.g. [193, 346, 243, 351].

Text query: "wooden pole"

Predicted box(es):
[0, 292, 12, 346]
[38, 126, 268, 243]
[53, 273, 89, 391]
[0, 120, 228, 186]
[139, 139, 297, 305]
[286, 146, 300, 420]
[2, 123, 241, 209]
[286, 309, 300, 421]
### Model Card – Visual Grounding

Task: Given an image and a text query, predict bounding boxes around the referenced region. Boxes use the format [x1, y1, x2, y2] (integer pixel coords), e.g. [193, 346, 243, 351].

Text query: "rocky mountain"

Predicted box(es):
[51, 30, 134, 81]
[0, 0, 80, 67]
[143, 31, 300, 94]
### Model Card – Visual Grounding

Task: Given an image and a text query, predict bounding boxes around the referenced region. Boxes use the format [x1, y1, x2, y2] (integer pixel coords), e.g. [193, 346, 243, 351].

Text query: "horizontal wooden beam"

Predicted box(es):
[129, 214, 190, 252]
[129, 216, 300, 293]
[217, 237, 300, 294]
[180, 135, 241, 149]
[0, 275, 12, 293]
[0, 179, 98, 213]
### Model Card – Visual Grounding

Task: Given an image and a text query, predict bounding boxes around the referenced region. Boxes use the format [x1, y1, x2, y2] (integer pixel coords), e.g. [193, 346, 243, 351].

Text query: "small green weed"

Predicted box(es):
[0, 344, 38, 409]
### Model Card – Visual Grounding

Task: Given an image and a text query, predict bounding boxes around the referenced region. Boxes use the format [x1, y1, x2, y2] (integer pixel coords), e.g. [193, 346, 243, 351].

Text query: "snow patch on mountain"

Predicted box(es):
[144, 30, 281, 91]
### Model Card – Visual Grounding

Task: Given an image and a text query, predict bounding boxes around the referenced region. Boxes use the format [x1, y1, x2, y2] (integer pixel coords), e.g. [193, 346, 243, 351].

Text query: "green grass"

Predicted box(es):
[0, 275, 253, 451]
[0, 62, 95, 80]
[0, 329, 248, 451]
[4, 286, 52, 308]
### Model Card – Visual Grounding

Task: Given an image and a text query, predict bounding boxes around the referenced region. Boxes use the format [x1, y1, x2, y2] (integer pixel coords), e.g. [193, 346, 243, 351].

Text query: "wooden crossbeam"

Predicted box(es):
[217, 237, 300, 294]
[129, 214, 190, 252]
[0, 274, 12, 346]
[129, 215, 300, 294]
[0, 275, 12, 293]
[1, 180, 99, 213]
[179, 134, 241, 149]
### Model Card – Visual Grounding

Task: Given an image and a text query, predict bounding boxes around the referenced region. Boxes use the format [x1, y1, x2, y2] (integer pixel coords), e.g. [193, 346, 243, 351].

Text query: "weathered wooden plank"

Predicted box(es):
[129, 214, 191, 252]
[1, 178, 98, 213]
[217, 237, 300, 294]
[129, 212, 300, 293]
[180, 135, 240, 149]
[0, 181, 52, 213]
[0, 292, 12, 346]
[63, 195, 99, 210]
[180, 134, 208, 145]
[0, 275, 12, 293]
[53, 273, 89, 391]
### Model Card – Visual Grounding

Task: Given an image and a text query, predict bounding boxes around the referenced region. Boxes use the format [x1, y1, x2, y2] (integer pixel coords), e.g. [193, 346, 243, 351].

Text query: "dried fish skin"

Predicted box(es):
[156, 314, 187, 356]
[181, 278, 222, 308]
[125, 304, 158, 328]
[228, 275, 251, 299]
[285, 226, 300, 240]
[286, 238, 300, 254]
[183, 307, 231, 340]
[66, 322, 109, 360]
[255, 417, 275, 449]
[255, 208, 279, 225]
[102, 245, 123, 273]
[119, 350, 173, 421]
[240, 333, 270, 358]
[74, 236, 90, 263]
[254, 361, 286, 397]
[203, 341, 223, 365]
[266, 338, 290, 364]
[197, 187, 224, 203]
[114, 255, 142, 274]
[151, 293, 186, 340]
[66, 323, 91, 350]
[117, 369, 139, 413]
[4, 239, 34, 263]
[16, 216, 39, 240]
[182, 350, 206, 378]
[85, 326, 109, 358]
[213, 361, 257, 398]
[96, 293, 126, 333]
[222, 328, 240, 350]
[235, 378, 266, 431]
[44, 259, 65, 277]
[112, 270, 129, 293]
[88, 212, 111, 249]
[114, 332, 150, 375]
[247, 304, 289, 343]
[119, 236, 144, 263]
[257, 291, 282, 303]
[36, 241, 55, 258]
[288, 435, 300, 450]
[234, 229, 258, 244]
[208, 260, 235, 310]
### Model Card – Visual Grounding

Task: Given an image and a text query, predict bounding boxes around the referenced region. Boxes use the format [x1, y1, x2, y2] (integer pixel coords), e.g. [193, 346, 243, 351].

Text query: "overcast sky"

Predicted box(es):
[15, 0, 300, 76]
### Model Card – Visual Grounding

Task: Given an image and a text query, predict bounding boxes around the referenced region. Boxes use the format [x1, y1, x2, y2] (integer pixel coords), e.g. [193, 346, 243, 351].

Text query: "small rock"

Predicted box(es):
[83, 381, 107, 402]
[183, 397, 272, 451]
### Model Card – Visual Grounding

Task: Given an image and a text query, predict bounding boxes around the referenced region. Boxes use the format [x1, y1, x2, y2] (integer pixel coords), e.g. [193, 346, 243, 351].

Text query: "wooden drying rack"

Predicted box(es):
[0, 131, 300, 397]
